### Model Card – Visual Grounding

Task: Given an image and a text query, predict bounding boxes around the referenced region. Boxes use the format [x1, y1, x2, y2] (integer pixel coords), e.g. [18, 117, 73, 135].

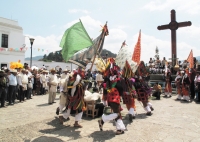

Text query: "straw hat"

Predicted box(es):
[50, 68, 56, 72]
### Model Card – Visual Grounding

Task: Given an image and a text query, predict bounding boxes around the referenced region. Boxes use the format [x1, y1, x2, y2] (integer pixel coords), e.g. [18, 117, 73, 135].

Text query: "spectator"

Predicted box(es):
[152, 82, 161, 100]
[8, 69, 17, 105]
[0, 70, 7, 107]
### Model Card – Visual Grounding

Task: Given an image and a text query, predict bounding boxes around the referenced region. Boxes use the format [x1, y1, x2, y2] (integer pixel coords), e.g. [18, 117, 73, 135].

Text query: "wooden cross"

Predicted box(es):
[157, 9, 192, 67]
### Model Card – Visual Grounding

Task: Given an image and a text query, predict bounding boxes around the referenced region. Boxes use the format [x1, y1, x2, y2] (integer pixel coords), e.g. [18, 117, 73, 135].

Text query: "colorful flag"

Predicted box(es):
[187, 49, 193, 68]
[69, 33, 105, 61]
[132, 30, 141, 64]
[122, 60, 134, 78]
[60, 20, 93, 62]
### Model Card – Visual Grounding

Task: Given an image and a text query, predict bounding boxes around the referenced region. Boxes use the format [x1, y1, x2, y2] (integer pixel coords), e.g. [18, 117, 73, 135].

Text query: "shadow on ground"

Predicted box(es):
[31, 136, 63, 142]
[89, 130, 115, 142]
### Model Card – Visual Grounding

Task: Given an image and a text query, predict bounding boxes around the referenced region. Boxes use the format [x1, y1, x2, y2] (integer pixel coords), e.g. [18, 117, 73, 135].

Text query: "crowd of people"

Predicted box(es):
[148, 57, 198, 74]
[1, 58, 200, 135]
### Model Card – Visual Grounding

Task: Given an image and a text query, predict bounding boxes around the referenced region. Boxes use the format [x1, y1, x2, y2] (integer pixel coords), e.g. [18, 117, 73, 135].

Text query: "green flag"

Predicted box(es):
[60, 20, 93, 62]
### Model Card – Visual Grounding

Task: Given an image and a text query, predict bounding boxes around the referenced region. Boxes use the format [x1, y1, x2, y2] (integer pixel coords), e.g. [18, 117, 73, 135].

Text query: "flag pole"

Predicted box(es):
[89, 22, 108, 71]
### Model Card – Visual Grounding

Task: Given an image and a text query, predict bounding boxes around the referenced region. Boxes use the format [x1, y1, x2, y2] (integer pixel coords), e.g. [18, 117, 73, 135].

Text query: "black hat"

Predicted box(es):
[68, 60, 87, 69]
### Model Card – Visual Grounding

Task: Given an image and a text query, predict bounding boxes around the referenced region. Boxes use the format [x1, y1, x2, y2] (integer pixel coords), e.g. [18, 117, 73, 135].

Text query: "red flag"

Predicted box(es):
[132, 30, 141, 64]
[187, 49, 193, 68]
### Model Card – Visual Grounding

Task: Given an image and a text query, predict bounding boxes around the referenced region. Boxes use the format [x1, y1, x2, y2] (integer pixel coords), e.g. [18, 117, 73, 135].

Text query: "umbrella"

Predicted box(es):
[115, 46, 138, 73]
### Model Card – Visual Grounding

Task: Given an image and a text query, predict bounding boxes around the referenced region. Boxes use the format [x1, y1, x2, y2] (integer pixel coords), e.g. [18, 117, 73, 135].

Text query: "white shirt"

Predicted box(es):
[96, 73, 104, 82]
[194, 75, 200, 83]
[9, 74, 17, 86]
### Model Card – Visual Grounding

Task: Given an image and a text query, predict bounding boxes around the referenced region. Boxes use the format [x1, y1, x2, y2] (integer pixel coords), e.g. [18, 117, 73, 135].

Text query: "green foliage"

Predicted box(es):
[42, 49, 116, 62]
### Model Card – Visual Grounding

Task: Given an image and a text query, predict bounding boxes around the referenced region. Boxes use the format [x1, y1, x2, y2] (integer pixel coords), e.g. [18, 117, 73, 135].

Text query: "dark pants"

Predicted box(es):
[8, 85, 16, 104]
[0, 87, 6, 107]
[152, 91, 161, 99]
[95, 103, 105, 117]
[18, 86, 23, 101]
[190, 81, 195, 99]
[198, 92, 200, 102]
[27, 88, 32, 99]
[41, 86, 45, 95]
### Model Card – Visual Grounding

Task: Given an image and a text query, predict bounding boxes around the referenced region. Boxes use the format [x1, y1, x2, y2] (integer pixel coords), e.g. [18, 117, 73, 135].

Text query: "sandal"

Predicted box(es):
[74, 124, 82, 128]
[98, 120, 103, 131]
[128, 114, 133, 122]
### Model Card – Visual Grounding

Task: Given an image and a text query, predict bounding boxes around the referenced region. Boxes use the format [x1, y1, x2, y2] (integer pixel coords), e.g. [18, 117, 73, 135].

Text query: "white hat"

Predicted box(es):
[63, 69, 70, 72]
[10, 69, 17, 73]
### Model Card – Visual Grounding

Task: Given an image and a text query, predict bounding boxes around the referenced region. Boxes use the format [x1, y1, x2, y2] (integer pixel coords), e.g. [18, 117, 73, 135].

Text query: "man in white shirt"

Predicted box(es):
[47, 68, 58, 104]
[8, 69, 17, 105]
[40, 70, 47, 95]
[96, 71, 104, 91]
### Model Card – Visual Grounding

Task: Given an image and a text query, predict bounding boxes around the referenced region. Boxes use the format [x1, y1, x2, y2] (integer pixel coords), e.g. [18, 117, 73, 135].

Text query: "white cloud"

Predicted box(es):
[25, 16, 200, 65]
[25, 34, 61, 57]
[104, 28, 127, 54]
[68, 9, 89, 14]
[143, 0, 200, 15]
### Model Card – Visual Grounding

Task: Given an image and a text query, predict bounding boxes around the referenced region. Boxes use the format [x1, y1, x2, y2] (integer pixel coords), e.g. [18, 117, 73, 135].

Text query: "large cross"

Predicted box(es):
[157, 9, 192, 67]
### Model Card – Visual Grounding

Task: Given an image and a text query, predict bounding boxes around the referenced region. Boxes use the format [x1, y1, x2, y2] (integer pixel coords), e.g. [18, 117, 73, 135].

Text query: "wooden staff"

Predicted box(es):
[90, 22, 108, 71]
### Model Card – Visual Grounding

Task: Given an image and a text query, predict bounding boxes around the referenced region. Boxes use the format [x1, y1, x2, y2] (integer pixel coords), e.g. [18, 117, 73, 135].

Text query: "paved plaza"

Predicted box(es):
[0, 93, 200, 142]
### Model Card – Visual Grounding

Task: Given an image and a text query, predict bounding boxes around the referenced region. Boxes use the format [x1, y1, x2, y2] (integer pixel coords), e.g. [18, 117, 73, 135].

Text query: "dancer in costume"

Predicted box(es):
[164, 72, 172, 98]
[182, 68, 190, 102]
[134, 61, 153, 116]
[59, 69, 85, 127]
[175, 71, 183, 100]
[98, 60, 126, 135]
[134, 75, 153, 116]
[121, 77, 137, 122]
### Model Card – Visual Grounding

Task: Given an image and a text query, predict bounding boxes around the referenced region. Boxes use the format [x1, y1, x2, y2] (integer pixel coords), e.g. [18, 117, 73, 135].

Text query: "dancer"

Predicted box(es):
[59, 69, 85, 127]
[56, 69, 70, 115]
[164, 72, 172, 97]
[98, 63, 126, 135]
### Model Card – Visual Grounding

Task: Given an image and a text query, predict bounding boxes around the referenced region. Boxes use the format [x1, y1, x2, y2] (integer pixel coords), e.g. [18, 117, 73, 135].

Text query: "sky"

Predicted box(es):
[0, 0, 200, 63]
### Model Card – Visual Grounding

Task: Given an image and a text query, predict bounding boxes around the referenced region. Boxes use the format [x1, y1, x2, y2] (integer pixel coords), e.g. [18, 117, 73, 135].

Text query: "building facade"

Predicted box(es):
[0, 17, 25, 69]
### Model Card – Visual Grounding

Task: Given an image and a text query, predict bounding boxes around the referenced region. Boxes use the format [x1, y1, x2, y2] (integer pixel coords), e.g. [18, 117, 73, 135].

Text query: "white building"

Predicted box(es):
[0, 17, 25, 69]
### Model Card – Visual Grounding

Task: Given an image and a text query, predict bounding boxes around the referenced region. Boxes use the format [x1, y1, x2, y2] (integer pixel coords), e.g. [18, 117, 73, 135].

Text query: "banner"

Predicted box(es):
[187, 49, 193, 68]
[60, 20, 93, 62]
[132, 30, 141, 65]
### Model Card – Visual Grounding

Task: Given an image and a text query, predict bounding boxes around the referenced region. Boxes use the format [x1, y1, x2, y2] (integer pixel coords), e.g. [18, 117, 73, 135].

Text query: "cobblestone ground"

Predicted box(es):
[0, 93, 200, 142]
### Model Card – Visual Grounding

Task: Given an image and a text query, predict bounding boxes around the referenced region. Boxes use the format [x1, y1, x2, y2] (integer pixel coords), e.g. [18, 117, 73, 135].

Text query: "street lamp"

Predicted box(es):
[29, 38, 35, 68]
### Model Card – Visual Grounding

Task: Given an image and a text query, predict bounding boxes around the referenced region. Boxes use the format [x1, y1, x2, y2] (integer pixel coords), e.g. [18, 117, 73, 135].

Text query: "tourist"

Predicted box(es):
[164, 72, 172, 97]
[47, 68, 58, 104]
[8, 69, 17, 105]
[56, 69, 70, 115]
[0, 70, 7, 107]
[152, 82, 162, 100]
[181, 68, 190, 102]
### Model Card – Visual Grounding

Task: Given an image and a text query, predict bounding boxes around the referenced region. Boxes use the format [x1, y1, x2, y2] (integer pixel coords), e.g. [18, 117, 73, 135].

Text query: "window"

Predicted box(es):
[1, 34, 8, 48]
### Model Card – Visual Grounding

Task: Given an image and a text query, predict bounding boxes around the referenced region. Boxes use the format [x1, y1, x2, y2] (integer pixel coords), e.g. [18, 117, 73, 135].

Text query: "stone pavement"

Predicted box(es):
[0, 93, 200, 142]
